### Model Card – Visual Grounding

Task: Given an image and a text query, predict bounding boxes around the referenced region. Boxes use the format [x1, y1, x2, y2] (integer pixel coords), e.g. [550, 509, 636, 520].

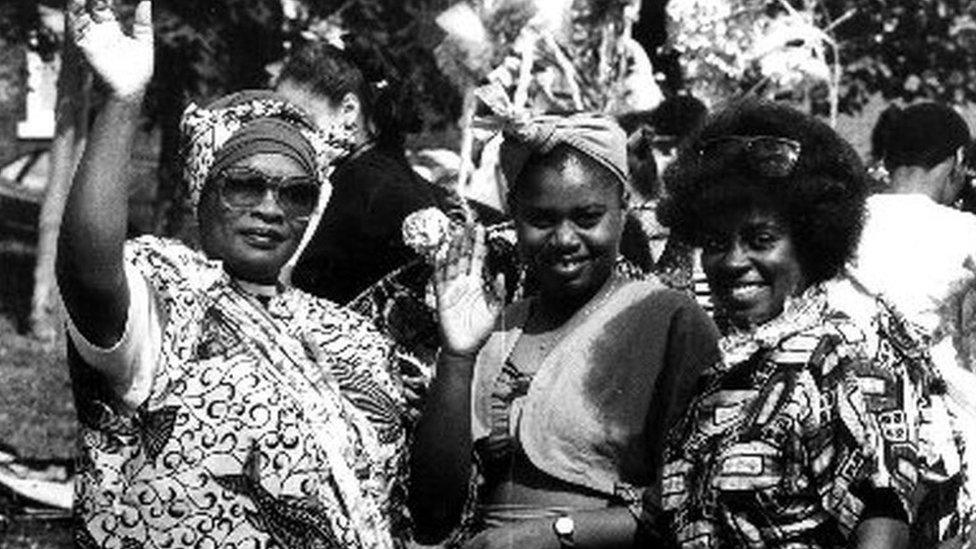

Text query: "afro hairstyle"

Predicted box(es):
[658, 98, 870, 285]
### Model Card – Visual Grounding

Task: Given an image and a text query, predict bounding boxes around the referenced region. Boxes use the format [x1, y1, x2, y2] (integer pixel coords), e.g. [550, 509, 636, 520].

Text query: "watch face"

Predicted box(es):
[554, 516, 574, 536]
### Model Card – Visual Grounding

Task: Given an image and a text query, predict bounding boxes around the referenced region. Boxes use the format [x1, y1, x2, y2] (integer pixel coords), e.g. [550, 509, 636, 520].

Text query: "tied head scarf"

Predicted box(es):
[180, 90, 333, 211]
[474, 83, 630, 191]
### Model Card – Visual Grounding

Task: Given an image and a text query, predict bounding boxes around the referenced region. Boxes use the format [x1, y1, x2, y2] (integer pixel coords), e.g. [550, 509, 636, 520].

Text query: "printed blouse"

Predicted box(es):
[660, 286, 962, 548]
[67, 236, 409, 549]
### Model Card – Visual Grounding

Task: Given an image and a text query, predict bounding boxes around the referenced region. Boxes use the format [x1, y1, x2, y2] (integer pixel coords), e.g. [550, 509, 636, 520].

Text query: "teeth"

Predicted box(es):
[729, 285, 766, 300]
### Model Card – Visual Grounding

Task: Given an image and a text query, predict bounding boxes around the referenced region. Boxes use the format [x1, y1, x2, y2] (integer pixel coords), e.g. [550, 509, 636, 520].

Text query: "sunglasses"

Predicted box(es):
[697, 135, 802, 178]
[211, 167, 320, 220]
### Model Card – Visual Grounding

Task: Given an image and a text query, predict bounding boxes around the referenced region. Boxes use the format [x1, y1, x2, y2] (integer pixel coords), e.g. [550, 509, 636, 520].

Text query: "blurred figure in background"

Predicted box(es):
[276, 41, 437, 304]
[645, 94, 708, 173]
[616, 96, 708, 272]
[830, 102, 973, 353]
[829, 101, 976, 545]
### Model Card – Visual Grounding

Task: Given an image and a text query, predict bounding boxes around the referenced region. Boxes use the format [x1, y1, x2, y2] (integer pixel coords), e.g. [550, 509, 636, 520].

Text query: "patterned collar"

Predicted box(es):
[717, 285, 829, 366]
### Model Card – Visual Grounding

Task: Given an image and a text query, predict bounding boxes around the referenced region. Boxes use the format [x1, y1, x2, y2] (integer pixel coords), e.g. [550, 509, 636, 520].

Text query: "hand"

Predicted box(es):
[402, 371, 428, 424]
[434, 224, 505, 358]
[68, 0, 154, 100]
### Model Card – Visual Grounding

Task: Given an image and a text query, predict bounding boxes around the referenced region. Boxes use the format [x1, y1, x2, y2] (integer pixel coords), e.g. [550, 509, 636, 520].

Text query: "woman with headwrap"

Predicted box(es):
[58, 2, 406, 547]
[407, 112, 721, 548]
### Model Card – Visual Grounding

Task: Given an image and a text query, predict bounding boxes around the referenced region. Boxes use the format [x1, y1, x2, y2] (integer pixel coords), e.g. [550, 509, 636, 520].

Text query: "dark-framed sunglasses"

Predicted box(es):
[697, 135, 802, 178]
[211, 167, 320, 220]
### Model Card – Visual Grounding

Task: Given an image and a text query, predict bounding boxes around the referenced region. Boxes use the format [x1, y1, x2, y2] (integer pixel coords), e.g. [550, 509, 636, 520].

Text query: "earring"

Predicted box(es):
[323, 120, 357, 156]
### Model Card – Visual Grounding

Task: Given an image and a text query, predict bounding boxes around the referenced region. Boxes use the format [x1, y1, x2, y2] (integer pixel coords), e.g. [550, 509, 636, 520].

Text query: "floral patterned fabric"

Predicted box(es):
[69, 235, 409, 549]
[660, 286, 962, 548]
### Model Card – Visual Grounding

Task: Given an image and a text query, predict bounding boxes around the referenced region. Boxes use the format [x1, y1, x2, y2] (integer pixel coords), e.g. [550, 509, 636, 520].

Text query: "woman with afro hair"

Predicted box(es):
[647, 99, 962, 548]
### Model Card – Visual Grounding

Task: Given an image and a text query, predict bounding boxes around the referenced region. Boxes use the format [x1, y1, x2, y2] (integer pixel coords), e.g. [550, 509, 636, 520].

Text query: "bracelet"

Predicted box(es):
[552, 514, 576, 548]
[438, 348, 478, 362]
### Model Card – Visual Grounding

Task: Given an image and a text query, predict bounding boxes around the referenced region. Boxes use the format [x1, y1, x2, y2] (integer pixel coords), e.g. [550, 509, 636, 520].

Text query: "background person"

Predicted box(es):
[409, 113, 720, 548]
[829, 101, 976, 545]
[277, 40, 438, 304]
[57, 2, 406, 546]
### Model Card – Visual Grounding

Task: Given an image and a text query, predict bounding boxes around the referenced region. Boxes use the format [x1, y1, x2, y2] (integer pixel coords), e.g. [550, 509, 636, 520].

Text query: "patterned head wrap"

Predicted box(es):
[498, 113, 630, 190]
[180, 90, 332, 210]
[209, 118, 319, 179]
[472, 82, 629, 190]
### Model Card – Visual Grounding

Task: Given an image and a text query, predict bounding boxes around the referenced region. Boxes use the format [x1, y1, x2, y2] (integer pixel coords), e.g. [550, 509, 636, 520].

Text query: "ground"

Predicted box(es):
[0, 239, 74, 547]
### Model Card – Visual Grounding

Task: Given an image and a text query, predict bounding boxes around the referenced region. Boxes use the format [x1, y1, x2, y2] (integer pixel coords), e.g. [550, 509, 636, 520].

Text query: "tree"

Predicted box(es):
[825, 0, 976, 109]
[0, 0, 288, 339]
[663, 0, 976, 118]
[292, 0, 463, 133]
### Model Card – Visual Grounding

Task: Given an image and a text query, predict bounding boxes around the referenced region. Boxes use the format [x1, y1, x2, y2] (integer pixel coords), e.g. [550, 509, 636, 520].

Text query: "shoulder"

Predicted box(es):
[124, 235, 221, 292]
[777, 309, 869, 381]
[343, 147, 416, 185]
[624, 279, 709, 320]
[296, 290, 386, 337]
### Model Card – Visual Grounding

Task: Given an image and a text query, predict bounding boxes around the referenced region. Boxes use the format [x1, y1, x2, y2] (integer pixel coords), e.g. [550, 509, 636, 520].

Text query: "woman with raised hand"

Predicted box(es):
[408, 114, 721, 548]
[58, 1, 407, 546]
[653, 99, 963, 548]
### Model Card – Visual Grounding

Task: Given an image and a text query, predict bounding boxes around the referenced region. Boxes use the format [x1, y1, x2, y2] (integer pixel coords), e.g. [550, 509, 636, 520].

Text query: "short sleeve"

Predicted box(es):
[806, 323, 924, 533]
[64, 261, 162, 408]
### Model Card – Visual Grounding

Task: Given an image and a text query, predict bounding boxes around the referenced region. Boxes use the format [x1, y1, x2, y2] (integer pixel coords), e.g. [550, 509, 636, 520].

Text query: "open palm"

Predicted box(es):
[434, 225, 504, 358]
[68, 0, 154, 100]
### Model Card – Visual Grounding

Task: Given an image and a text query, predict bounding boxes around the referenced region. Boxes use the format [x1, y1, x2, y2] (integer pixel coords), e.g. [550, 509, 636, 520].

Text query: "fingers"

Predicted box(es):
[469, 224, 487, 275]
[89, 0, 116, 24]
[433, 238, 450, 289]
[67, 0, 91, 42]
[444, 226, 465, 281]
[434, 224, 480, 285]
[132, 0, 153, 43]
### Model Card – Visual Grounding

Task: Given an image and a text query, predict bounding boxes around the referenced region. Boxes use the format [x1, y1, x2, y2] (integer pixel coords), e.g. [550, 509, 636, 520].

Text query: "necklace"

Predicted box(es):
[519, 273, 625, 365]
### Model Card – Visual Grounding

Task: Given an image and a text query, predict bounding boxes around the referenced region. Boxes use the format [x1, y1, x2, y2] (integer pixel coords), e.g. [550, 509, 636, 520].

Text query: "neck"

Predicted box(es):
[224, 266, 281, 293]
[535, 273, 619, 327]
[234, 278, 280, 296]
[888, 165, 951, 204]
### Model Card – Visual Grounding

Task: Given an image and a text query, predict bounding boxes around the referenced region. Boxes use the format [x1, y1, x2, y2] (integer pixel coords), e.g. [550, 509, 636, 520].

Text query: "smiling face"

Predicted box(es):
[198, 152, 311, 284]
[511, 150, 625, 303]
[700, 208, 805, 330]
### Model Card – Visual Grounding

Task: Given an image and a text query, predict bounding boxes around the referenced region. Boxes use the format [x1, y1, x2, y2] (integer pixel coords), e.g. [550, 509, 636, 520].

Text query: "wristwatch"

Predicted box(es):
[552, 514, 576, 548]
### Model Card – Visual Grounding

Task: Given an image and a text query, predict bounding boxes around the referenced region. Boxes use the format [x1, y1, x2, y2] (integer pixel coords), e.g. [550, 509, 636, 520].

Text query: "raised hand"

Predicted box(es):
[433, 224, 505, 358]
[68, 0, 154, 100]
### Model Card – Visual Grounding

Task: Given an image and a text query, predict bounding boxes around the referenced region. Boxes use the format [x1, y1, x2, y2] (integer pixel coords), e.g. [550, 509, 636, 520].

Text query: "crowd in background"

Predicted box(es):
[53, 1, 976, 548]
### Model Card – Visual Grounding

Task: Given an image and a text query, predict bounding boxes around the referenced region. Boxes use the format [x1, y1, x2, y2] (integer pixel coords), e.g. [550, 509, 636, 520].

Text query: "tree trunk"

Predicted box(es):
[29, 38, 90, 342]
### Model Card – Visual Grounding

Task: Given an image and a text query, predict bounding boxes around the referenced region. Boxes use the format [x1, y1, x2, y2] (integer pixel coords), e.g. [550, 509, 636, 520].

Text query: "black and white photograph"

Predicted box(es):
[1, 0, 976, 547]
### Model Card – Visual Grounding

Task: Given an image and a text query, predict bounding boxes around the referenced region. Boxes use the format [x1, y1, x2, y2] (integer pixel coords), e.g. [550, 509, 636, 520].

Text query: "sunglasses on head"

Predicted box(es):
[211, 167, 320, 220]
[697, 135, 802, 178]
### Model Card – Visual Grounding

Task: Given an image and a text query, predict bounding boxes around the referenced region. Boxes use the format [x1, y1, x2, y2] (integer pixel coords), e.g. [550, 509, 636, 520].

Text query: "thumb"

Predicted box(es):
[132, 0, 153, 42]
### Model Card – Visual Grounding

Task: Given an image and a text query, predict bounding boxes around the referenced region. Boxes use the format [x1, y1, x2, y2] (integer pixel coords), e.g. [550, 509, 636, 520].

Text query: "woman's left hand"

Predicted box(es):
[68, 0, 154, 100]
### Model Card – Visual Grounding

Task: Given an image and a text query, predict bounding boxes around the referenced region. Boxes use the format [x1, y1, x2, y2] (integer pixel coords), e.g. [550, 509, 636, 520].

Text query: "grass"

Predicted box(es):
[0, 241, 75, 462]
[0, 240, 74, 547]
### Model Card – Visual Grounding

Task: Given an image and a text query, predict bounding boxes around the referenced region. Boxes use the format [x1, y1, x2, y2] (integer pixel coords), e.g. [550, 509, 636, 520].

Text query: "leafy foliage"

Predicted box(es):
[664, 0, 976, 113]
[824, 0, 976, 109]
[296, 0, 463, 132]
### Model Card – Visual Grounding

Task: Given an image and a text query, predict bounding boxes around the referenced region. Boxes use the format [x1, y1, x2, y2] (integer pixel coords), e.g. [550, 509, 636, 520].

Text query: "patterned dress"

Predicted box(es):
[69, 236, 409, 549]
[660, 286, 962, 548]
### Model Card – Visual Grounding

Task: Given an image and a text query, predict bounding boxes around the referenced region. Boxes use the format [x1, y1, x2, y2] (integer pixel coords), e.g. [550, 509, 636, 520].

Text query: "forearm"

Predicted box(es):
[480, 507, 638, 549]
[409, 352, 476, 542]
[57, 96, 143, 347]
[853, 517, 910, 549]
